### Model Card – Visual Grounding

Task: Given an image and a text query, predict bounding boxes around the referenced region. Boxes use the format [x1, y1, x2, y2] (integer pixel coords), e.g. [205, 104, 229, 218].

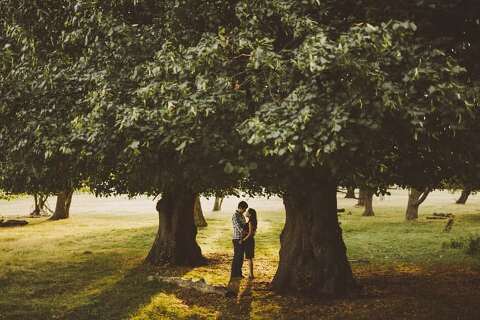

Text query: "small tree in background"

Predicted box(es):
[0, 1, 95, 220]
[212, 196, 224, 211]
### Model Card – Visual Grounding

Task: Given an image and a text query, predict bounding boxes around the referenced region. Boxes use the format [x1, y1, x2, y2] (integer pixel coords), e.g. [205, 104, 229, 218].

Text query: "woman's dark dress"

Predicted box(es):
[243, 222, 255, 259]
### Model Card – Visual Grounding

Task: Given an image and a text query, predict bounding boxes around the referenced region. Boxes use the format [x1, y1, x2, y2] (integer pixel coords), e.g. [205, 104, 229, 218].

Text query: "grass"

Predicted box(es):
[1, 190, 480, 319]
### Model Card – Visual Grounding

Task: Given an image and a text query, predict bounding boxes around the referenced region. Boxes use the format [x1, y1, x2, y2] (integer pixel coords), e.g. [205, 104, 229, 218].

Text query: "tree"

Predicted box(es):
[456, 189, 472, 204]
[146, 189, 204, 266]
[344, 187, 356, 199]
[50, 190, 74, 220]
[356, 188, 367, 207]
[212, 196, 224, 211]
[362, 189, 375, 217]
[405, 188, 430, 220]
[31, 193, 50, 217]
[68, 1, 244, 266]
[0, 1, 90, 217]
[233, 1, 473, 296]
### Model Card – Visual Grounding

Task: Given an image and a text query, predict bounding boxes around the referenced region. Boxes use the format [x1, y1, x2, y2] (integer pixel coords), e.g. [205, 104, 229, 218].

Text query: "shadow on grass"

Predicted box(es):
[154, 277, 255, 320]
[62, 260, 199, 320]
[1, 253, 137, 319]
[64, 258, 258, 319]
[0, 223, 195, 320]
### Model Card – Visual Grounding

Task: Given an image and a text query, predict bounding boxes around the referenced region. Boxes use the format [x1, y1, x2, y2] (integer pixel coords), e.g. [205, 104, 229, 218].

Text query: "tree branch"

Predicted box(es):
[415, 188, 431, 206]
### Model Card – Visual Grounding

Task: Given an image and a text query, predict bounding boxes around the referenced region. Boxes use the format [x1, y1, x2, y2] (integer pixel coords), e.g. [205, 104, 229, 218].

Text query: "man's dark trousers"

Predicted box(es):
[231, 239, 244, 278]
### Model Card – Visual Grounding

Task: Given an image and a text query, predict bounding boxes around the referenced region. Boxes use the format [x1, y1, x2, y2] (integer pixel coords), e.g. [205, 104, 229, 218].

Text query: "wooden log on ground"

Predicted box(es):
[426, 213, 455, 220]
[0, 219, 29, 227]
[149, 275, 228, 296]
[433, 212, 454, 218]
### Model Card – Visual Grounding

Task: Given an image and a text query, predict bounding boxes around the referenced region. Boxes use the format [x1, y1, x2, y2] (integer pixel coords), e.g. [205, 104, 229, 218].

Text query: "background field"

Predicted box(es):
[1, 190, 480, 319]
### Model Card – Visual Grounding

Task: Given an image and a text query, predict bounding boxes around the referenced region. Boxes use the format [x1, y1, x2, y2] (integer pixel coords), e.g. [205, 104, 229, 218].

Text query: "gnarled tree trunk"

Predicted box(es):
[362, 190, 375, 216]
[357, 188, 366, 206]
[405, 188, 430, 220]
[194, 195, 207, 227]
[344, 187, 355, 199]
[50, 190, 73, 220]
[212, 196, 224, 211]
[272, 182, 356, 297]
[146, 188, 205, 266]
[456, 189, 471, 204]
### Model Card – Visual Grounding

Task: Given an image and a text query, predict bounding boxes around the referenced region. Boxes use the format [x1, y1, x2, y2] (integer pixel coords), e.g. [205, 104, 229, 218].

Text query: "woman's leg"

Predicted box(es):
[247, 258, 254, 278]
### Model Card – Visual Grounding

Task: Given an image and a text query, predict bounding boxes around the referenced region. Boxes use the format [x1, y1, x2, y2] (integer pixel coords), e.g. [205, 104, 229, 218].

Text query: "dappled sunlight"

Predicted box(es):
[130, 292, 216, 320]
[2, 191, 480, 318]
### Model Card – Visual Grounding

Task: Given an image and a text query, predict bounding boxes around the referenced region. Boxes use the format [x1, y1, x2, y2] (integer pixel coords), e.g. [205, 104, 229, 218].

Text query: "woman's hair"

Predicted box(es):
[247, 208, 258, 231]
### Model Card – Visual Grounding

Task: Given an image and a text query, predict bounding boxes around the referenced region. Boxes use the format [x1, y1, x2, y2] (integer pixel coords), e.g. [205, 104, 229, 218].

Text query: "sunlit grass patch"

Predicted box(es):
[130, 292, 216, 320]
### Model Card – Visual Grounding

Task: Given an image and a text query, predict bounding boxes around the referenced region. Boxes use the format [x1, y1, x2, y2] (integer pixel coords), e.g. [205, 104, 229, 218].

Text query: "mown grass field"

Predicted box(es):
[1, 190, 480, 319]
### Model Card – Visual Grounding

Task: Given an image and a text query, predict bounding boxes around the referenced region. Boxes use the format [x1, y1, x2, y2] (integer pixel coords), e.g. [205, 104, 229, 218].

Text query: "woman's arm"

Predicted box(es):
[243, 222, 253, 242]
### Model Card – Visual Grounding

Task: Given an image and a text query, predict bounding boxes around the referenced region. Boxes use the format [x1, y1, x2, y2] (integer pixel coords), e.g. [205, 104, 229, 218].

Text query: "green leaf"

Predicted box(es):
[224, 162, 234, 174]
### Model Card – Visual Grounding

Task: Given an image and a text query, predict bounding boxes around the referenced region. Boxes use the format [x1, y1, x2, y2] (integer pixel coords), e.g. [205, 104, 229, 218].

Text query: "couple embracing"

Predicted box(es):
[230, 201, 257, 280]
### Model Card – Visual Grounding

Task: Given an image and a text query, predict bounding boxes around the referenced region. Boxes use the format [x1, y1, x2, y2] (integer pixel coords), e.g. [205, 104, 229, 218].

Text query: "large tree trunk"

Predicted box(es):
[272, 183, 356, 297]
[344, 187, 355, 199]
[456, 189, 471, 204]
[193, 195, 207, 227]
[212, 196, 224, 211]
[146, 188, 205, 266]
[356, 188, 366, 206]
[50, 190, 73, 220]
[362, 190, 375, 216]
[405, 188, 430, 221]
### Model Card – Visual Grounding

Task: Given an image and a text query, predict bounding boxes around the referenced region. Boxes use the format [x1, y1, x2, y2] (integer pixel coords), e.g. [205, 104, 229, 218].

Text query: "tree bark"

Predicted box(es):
[50, 190, 73, 220]
[31, 193, 41, 217]
[212, 196, 224, 211]
[146, 188, 205, 266]
[362, 190, 375, 216]
[272, 183, 356, 297]
[456, 189, 471, 204]
[405, 188, 430, 220]
[31, 194, 50, 216]
[344, 187, 355, 199]
[357, 188, 366, 206]
[38, 195, 48, 213]
[194, 195, 207, 227]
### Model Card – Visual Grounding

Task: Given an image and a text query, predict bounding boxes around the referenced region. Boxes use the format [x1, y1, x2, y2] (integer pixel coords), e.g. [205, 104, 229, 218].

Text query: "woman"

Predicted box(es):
[242, 208, 257, 279]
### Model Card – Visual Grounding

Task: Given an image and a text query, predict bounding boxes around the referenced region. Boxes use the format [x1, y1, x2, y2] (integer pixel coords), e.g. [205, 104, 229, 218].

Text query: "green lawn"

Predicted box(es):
[1, 190, 480, 319]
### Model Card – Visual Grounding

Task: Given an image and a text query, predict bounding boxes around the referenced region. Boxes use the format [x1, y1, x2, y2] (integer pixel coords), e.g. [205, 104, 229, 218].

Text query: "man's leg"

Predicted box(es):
[231, 240, 242, 278]
[238, 241, 245, 276]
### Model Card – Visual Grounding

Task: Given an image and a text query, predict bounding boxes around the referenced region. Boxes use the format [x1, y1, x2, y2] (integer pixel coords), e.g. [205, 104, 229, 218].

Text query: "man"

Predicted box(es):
[231, 200, 248, 279]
